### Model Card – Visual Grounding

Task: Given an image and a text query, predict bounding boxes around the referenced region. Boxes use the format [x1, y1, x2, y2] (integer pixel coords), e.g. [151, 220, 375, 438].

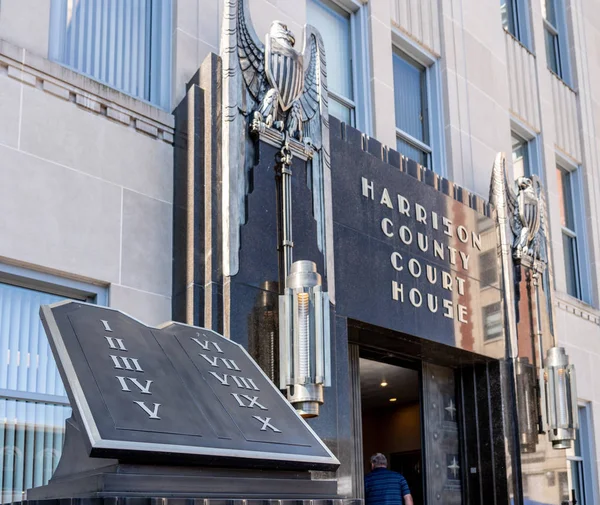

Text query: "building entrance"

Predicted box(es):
[360, 357, 423, 504]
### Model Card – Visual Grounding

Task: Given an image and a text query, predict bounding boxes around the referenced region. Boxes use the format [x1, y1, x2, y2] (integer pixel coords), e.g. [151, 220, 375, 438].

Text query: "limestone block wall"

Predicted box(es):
[0, 39, 174, 326]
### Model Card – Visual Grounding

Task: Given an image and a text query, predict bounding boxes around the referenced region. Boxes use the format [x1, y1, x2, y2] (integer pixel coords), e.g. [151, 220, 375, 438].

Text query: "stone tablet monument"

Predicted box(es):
[28, 301, 338, 501]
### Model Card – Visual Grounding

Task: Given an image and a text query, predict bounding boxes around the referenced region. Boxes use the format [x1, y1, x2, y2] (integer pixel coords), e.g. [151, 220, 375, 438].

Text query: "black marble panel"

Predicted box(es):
[330, 130, 502, 357]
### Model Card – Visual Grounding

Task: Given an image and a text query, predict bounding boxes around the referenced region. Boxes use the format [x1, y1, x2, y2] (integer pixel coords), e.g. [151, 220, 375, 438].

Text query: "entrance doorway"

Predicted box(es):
[360, 357, 424, 504]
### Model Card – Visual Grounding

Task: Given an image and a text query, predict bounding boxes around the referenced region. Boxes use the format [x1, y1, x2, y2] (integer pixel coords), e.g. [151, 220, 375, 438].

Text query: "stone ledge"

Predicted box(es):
[0, 38, 174, 145]
[556, 294, 600, 326]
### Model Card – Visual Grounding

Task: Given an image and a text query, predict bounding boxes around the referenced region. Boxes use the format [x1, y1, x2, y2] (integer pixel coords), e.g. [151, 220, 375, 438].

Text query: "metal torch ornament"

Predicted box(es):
[279, 260, 331, 418]
[542, 347, 578, 449]
[490, 153, 579, 450]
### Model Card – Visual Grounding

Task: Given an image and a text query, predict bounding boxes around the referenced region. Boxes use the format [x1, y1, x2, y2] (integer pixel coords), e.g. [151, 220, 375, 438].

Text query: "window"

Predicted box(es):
[512, 132, 532, 178]
[566, 404, 599, 505]
[49, 0, 172, 109]
[307, 0, 371, 130]
[500, 0, 531, 48]
[479, 250, 498, 287]
[483, 303, 503, 340]
[393, 50, 431, 167]
[0, 265, 106, 503]
[543, 0, 571, 83]
[556, 166, 586, 300]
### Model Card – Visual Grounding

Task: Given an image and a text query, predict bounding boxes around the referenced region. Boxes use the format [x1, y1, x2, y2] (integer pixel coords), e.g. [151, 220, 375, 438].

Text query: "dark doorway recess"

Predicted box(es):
[349, 320, 510, 505]
[360, 354, 424, 505]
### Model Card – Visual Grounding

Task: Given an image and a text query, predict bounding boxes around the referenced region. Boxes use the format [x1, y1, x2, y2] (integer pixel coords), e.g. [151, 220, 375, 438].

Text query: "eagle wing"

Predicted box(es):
[490, 153, 521, 240]
[236, 0, 267, 107]
[531, 176, 547, 263]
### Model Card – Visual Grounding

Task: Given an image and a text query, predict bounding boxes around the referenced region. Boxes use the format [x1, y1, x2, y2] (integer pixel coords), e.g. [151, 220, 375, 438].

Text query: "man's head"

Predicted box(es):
[370, 453, 387, 469]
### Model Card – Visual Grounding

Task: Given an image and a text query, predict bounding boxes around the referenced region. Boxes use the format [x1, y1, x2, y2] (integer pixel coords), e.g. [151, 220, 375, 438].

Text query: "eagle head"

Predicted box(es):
[517, 177, 532, 190]
[270, 21, 296, 48]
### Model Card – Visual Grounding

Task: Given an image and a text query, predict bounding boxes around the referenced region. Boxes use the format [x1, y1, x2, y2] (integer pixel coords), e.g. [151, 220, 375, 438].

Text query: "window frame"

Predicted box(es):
[391, 30, 446, 175]
[567, 403, 600, 505]
[306, 0, 373, 134]
[555, 160, 591, 303]
[0, 262, 108, 406]
[48, 0, 173, 110]
[543, 0, 572, 85]
[501, 0, 533, 49]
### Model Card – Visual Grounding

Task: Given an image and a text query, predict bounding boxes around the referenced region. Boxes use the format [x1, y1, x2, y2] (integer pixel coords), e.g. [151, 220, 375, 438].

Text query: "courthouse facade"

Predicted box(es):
[0, 0, 600, 504]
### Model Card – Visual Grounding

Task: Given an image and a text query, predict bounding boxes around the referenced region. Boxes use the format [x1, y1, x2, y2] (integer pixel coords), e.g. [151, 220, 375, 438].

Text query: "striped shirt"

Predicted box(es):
[364, 467, 411, 505]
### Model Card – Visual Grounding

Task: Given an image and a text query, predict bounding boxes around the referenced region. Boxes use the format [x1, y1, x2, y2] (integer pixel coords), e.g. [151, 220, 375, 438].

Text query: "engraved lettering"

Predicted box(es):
[105, 336, 127, 351]
[231, 375, 260, 391]
[200, 354, 219, 367]
[116, 376, 153, 394]
[231, 393, 267, 410]
[392, 280, 404, 302]
[397, 195, 410, 216]
[101, 320, 113, 332]
[459, 251, 470, 270]
[253, 416, 281, 432]
[111, 355, 143, 372]
[381, 218, 394, 237]
[380, 188, 393, 208]
[361, 177, 374, 199]
[391, 252, 403, 272]
[134, 401, 161, 419]
[201, 355, 241, 371]
[209, 371, 230, 385]
[220, 358, 241, 371]
[116, 376, 130, 391]
[472, 232, 482, 251]
[415, 204, 427, 224]
[457, 225, 469, 243]
[192, 338, 224, 353]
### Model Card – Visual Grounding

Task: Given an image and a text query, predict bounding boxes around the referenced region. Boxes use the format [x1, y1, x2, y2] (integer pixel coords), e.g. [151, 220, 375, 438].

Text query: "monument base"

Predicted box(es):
[27, 464, 338, 500]
[26, 418, 339, 502]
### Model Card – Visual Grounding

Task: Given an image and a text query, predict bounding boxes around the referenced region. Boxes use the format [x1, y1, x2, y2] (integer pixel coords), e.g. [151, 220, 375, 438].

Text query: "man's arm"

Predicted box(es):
[403, 494, 414, 505]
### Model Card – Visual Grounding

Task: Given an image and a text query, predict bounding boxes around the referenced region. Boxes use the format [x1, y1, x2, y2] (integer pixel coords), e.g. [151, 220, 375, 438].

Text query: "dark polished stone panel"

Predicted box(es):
[330, 123, 502, 358]
[40, 302, 339, 470]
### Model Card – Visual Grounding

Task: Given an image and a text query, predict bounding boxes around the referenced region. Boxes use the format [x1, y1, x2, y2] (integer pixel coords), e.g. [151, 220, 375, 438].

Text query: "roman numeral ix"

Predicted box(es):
[231, 393, 267, 410]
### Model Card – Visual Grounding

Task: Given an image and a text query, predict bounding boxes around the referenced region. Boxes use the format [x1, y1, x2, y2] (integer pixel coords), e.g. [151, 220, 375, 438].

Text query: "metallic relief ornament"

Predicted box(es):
[504, 172, 548, 273]
[221, 0, 335, 300]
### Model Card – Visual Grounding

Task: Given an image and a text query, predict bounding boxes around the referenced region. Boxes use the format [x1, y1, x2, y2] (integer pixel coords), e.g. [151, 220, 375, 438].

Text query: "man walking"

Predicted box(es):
[364, 453, 414, 505]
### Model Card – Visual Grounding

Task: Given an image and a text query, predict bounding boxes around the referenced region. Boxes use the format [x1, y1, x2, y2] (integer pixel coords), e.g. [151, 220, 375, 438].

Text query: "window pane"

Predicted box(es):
[50, 0, 171, 108]
[570, 460, 586, 505]
[0, 399, 71, 504]
[307, 0, 353, 100]
[0, 283, 67, 397]
[556, 167, 575, 229]
[500, 0, 515, 35]
[544, 0, 557, 25]
[328, 95, 353, 124]
[396, 137, 428, 167]
[483, 303, 503, 340]
[545, 28, 560, 75]
[393, 52, 428, 143]
[562, 232, 580, 298]
[512, 134, 530, 178]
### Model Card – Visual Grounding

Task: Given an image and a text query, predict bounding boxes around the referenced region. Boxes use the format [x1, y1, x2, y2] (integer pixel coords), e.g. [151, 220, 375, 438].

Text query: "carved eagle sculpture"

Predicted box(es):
[221, 0, 332, 282]
[490, 153, 547, 267]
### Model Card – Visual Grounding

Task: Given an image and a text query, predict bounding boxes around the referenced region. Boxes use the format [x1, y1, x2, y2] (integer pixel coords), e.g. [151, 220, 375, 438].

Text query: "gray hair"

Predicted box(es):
[370, 453, 387, 467]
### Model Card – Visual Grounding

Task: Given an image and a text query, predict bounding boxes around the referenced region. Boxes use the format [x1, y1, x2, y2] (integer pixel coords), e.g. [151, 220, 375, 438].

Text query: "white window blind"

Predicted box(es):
[49, 0, 172, 110]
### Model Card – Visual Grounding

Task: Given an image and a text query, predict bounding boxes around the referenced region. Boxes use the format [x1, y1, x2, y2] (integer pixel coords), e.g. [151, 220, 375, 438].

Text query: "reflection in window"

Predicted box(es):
[512, 133, 531, 178]
[307, 0, 355, 125]
[0, 278, 97, 503]
[393, 50, 431, 167]
[543, 0, 570, 82]
[500, 0, 531, 47]
[483, 303, 503, 340]
[479, 250, 498, 287]
[556, 167, 582, 299]
[0, 399, 71, 504]
[49, 0, 172, 109]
